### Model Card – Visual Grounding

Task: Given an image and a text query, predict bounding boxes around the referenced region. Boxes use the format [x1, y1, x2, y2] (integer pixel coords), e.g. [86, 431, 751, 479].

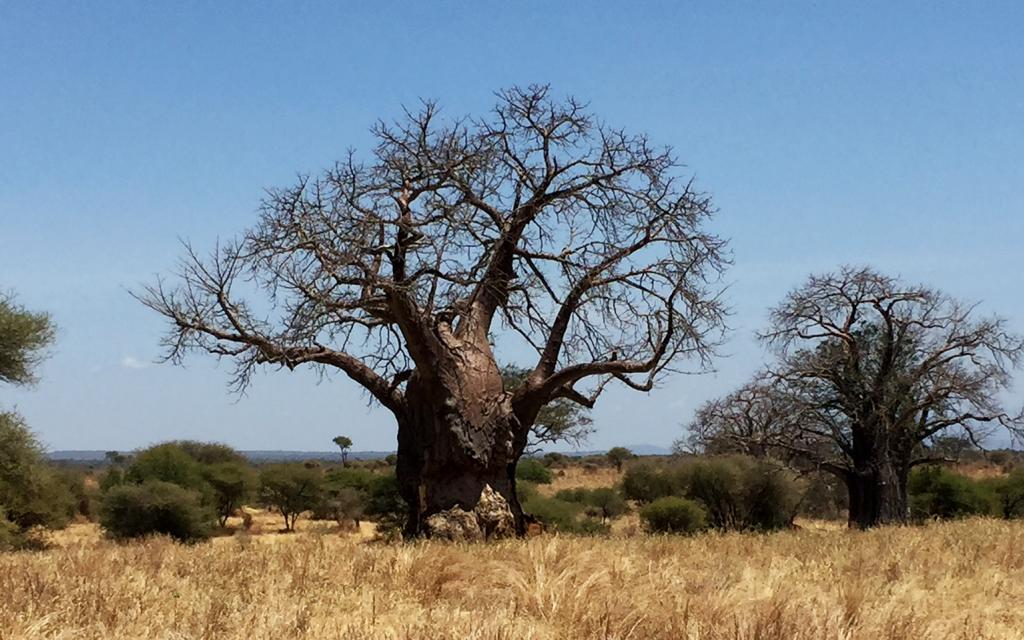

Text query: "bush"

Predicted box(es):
[325, 467, 378, 493]
[909, 466, 995, 521]
[318, 468, 406, 531]
[542, 452, 569, 468]
[202, 461, 257, 526]
[0, 512, 22, 551]
[54, 468, 97, 521]
[0, 412, 74, 534]
[583, 487, 628, 521]
[99, 467, 125, 492]
[516, 480, 539, 504]
[983, 468, 1024, 519]
[100, 480, 213, 542]
[259, 464, 324, 531]
[365, 472, 406, 528]
[677, 456, 799, 531]
[312, 487, 366, 526]
[621, 462, 676, 503]
[522, 492, 608, 535]
[172, 441, 248, 465]
[555, 487, 628, 521]
[126, 443, 209, 496]
[640, 497, 707, 534]
[516, 458, 553, 484]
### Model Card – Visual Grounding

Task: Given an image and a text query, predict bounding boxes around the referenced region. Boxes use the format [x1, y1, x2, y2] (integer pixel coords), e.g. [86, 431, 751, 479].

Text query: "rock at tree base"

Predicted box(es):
[423, 484, 516, 541]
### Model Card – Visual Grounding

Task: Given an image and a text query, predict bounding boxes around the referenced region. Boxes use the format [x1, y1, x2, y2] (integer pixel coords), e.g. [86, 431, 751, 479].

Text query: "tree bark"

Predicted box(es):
[845, 456, 909, 529]
[395, 366, 528, 539]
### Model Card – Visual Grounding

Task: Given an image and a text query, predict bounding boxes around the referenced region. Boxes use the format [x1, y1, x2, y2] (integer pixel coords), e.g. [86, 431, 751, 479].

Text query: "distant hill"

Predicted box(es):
[48, 450, 393, 463]
[48, 444, 673, 463]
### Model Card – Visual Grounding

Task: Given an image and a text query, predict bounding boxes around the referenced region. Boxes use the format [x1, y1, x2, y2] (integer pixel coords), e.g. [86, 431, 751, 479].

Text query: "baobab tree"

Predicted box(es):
[139, 86, 728, 538]
[689, 266, 1024, 528]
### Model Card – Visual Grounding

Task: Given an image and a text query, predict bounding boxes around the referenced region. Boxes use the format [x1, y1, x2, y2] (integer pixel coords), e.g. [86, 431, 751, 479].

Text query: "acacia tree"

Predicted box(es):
[332, 435, 353, 466]
[139, 86, 727, 537]
[689, 267, 1024, 528]
[0, 291, 55, 386]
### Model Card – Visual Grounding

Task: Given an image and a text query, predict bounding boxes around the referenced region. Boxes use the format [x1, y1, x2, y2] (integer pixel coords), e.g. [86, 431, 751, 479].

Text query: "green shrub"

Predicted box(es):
[555, 487, 628, 521]
[0, 512, 22, 551]
[100, 480, 213, 542]
[172, 441, 248, 465]
[54, 468, 96, 521]
[0, 412, 74, 533]
[202, 461, 257, 526]
[908, 466, 995, 521]
[620, 462, 676, 503]
[516, 458, 553, 484]
[677, 456, 798, 531]
[554, 487, 588, 503]
[542, 452, 569, 468]
[99, 467, 125, 492]
[583, 487, 628, 521]
[983, 469, 1024, 519]
[521, 493, 608, 535]
[365, 472, 406, 529]
[325, 467, 379, 493]
[516, 481, 539, 504]
[640, 497, 708, 534]
[312, 487, 366, 526]
[126, 443, 209, 496]
[259, 464, 324, 531]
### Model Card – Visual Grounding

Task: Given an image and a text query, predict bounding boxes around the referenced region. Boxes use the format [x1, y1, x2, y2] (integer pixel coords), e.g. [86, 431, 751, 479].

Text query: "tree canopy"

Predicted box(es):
[0, 291, 55, 387]
[138, 85, 728, 422]
[687, 266, 1024, 526]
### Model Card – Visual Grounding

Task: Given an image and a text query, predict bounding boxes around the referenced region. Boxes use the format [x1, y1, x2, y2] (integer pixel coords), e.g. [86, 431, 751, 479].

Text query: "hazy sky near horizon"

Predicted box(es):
[2, 2, 1023, 452]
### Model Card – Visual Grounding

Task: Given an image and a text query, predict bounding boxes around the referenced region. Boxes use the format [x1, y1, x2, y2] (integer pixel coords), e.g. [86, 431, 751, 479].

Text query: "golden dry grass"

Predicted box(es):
[541, 465, 623, 495]
[3, 518, 1023, 640]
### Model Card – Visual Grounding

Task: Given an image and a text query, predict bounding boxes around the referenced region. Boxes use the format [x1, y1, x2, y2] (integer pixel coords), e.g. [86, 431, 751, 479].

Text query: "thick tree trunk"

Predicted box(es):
[395, 367, 529, 540]
[845, 456, 909, 529]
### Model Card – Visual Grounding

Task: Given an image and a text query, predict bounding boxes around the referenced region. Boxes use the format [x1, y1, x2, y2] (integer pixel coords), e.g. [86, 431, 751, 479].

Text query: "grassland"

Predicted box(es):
[2, 516, 1022, 640]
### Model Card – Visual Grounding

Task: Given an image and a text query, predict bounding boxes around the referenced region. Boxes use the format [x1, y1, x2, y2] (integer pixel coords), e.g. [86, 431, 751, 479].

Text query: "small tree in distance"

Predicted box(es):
[606, 447, 633, 473]
[203, 461, 257, 527]
[332, 436, 353, 467]
[259, 464, 323, 532]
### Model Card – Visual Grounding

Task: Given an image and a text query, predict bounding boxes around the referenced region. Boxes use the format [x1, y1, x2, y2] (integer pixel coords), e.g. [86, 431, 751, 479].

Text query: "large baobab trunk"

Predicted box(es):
[845, 449, 910, 529]
[394, 357, 529, 540]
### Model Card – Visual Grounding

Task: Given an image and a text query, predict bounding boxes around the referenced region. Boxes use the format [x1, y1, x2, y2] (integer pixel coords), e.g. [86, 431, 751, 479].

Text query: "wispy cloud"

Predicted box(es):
[120, 356, 148, 370]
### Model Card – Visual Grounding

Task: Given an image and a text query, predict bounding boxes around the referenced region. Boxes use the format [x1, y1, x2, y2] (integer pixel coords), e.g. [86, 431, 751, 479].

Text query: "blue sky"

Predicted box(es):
[2, 2, 1022, 452]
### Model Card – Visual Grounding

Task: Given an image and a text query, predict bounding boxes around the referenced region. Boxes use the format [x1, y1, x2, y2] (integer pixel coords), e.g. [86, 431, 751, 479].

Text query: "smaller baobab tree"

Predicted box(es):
[689, 266, 1024, 528]
[680, 379, 799, 459]
[332, 435, 353, 467]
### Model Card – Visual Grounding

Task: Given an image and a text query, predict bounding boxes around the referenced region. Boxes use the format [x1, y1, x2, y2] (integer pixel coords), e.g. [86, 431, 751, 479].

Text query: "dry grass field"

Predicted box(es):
[2, 517, 1023, 640]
